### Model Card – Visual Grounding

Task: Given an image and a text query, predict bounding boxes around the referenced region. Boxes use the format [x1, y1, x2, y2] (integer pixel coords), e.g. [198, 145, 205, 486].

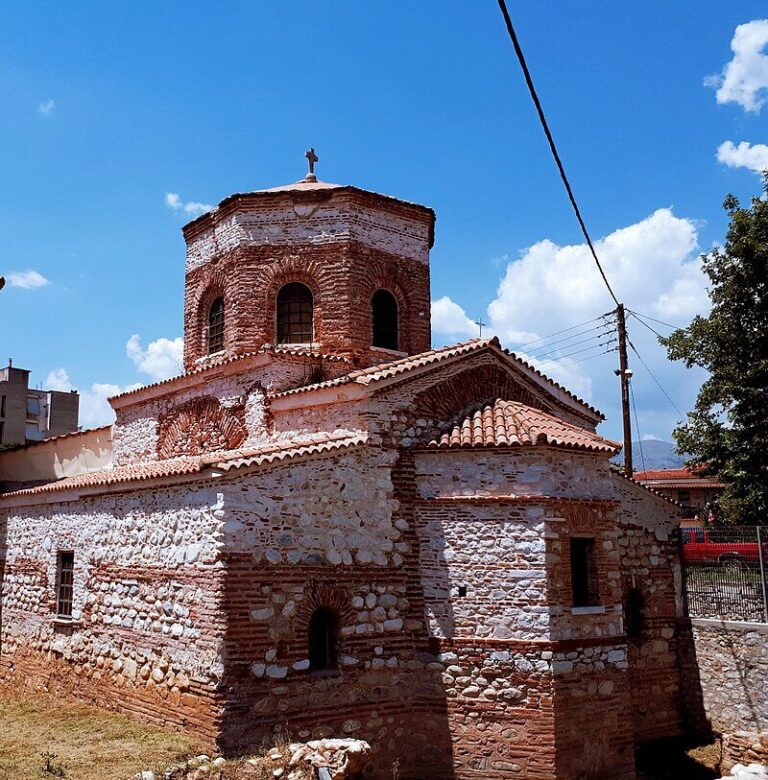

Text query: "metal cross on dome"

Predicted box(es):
[305, 147, 319, 179]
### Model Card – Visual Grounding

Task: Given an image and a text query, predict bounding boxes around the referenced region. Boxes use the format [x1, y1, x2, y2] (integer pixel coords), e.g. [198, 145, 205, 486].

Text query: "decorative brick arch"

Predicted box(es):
[191, 264, 231, 360]
[365, 261, 413, 352]
[294, 581, 355, 631]
[157, 396, 246, 458]
[264, 257, 324, 345]
[412, 362, 553, 423]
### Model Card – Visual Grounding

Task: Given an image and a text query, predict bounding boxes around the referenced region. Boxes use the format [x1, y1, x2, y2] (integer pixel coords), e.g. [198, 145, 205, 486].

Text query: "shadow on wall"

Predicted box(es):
[214, 449, 457, 780]
[677, 619, 714, 740]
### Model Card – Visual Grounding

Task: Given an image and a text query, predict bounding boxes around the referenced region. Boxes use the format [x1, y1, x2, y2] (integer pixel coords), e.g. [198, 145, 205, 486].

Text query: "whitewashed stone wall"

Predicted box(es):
[185, 194, 432, 273]
[414, 448, 615, 501]
[0, 483, 225, 691]
[221, 448, 400, 568]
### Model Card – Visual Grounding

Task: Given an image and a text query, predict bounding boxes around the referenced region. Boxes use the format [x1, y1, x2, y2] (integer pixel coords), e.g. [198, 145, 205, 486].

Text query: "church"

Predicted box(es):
[0, 160, 684, 779]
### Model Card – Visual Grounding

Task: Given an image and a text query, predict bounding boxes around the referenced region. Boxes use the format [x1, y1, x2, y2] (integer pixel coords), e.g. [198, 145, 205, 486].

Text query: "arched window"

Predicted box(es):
[208, 297, 225, 355]
[308, 607, 338, 671]
[626, 588, 644, 639]
[277, 283, 314, 344]
[372, 289, 398, 351]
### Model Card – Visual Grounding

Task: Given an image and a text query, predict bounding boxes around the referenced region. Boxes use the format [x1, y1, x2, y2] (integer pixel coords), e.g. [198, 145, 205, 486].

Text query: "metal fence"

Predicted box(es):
[681, 526, 768, 623]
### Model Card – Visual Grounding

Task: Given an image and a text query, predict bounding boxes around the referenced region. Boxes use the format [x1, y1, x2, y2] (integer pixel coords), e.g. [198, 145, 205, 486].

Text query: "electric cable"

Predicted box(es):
[495, 0, 620, 306]
[628, 340, 686, 419]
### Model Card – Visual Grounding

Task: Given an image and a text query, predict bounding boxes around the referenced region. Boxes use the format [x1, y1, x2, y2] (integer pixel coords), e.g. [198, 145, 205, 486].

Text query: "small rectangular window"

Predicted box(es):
[570, 537, 600, 607]
[56, 551, 75, 619]
[0, 394, 5, 417]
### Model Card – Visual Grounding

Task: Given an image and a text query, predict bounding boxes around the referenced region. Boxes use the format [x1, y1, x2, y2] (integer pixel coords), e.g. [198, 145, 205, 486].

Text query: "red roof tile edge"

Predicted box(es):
[273, 337, 603, 419]
[0, 432, 367, 500]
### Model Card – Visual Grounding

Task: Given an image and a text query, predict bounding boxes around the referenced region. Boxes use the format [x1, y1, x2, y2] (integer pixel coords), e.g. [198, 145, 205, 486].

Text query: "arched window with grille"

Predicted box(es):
[207, 297, 225, 355]
[372, 289, 399, 351]
[625, 588, 644, 639]
[276, 283, 314, 344]
[308, 607, 338, 671]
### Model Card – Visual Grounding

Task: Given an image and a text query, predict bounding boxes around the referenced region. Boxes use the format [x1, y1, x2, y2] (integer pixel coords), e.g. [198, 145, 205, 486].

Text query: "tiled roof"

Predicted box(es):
[425, 399, 620, 454]
[109, 345, 352, 403]
[0, 432, 367, 501]
[0, 455, 206, 498]
[610, 467, 682, 507]
[273, 338, 603, 419]
[214, 432, 368, 472]
[633, 468, 724, 489]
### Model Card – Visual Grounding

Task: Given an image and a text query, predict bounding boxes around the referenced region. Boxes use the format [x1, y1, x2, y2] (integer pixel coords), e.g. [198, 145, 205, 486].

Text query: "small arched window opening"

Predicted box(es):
[372, 289, 399, 351]
[626, 588, 644, 639]
[308, 607, 338, 671]
[277, 283, 314, 344]
[207, 297, 225, 355]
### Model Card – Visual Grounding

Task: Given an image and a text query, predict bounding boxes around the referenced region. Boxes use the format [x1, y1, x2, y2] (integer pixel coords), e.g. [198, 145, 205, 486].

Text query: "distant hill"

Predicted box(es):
[613, 439, 686, 471]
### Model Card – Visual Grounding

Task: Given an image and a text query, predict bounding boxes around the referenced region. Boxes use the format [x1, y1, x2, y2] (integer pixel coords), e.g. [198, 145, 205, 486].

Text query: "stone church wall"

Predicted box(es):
[410, 447, 637, 778]
[0, 482, 226, 740]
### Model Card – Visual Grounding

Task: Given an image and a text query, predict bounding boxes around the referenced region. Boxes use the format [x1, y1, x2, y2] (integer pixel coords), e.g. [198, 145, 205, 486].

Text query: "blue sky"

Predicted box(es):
[2, 2, 767, 443]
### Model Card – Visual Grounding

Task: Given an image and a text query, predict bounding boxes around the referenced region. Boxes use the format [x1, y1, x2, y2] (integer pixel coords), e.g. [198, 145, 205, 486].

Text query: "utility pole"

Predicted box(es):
[615, 304, 633, 476]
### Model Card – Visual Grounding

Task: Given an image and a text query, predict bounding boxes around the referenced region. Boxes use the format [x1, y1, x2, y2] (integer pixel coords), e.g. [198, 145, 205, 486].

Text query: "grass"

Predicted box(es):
[0, 695, 205, 780]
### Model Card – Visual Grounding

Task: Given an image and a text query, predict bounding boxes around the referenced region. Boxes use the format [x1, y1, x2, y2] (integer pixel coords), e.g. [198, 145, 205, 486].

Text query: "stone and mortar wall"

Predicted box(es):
[411, 447, 637, 778]
[0, 482, 227, 739]
[680, 618, 768, 746]
[612, 474, 683, 743]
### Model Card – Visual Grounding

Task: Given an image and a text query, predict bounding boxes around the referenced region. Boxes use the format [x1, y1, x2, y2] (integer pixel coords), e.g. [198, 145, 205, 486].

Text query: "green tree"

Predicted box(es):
[664, 177, 768, 525]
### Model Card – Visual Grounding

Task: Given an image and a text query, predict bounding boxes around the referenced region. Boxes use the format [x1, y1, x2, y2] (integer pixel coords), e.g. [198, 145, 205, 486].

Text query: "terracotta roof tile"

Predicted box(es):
[425, 399, 620, 454]
[0, 432, 367, 501]
[633, 467, 724, 489]
[274, 338, 602, 419]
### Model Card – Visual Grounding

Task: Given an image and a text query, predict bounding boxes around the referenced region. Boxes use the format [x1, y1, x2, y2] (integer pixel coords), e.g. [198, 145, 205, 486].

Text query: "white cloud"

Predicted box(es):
[164, 192, 213, 217]
[126, 334, 183, 382]
[431, 296, 480, 339]
[706, 19, 768, 112]
[433, 207, 710, 440]
[44, 369, 141, 428]
[717, 140, 768, 174]
[37, 98, 54, 115]
[7, 270, 51, 289]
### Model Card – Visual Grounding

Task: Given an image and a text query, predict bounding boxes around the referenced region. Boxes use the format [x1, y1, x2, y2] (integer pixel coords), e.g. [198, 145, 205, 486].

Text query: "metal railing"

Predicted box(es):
[681, 526, 768, 623]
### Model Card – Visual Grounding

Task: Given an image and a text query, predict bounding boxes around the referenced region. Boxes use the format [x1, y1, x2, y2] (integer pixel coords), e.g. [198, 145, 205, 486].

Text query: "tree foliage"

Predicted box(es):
[664, 177, 768, 525]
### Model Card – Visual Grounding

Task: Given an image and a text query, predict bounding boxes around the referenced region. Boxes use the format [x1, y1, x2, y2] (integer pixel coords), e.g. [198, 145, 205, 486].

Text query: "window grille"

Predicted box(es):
[308, 607, 338, 671]
[570, 537, 600, 607]
[208, 297, 225, 354]
[56, 551, 75, 619]
[277, 283, 314, 344]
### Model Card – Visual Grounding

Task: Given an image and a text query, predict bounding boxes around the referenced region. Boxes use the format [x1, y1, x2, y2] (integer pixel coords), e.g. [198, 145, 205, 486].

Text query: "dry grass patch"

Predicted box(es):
[0, 695, 205, 780]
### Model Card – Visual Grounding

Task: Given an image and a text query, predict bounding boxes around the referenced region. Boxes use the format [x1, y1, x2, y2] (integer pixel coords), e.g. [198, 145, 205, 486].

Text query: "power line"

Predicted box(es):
[628, 310, 681, 331]
[526, 326, 615, 360]
[629, 380, 647, 473]
[495, 0, 620, 307]
[514, 314, 610, 351]
[628, 339, 686, 419]
[628, 312, 667, 341]
[537, 336, 617, 363]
